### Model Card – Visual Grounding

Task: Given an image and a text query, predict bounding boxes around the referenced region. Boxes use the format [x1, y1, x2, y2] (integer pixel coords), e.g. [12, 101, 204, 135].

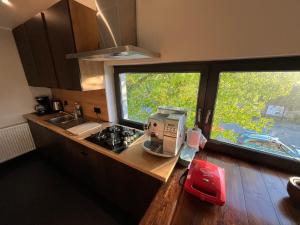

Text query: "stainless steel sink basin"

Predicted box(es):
[48, 115, 76, 124]
[47, 114, 86, 129]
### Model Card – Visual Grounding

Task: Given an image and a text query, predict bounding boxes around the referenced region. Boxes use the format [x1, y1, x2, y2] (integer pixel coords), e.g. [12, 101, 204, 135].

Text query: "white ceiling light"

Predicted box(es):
[2, 0, 13, 7]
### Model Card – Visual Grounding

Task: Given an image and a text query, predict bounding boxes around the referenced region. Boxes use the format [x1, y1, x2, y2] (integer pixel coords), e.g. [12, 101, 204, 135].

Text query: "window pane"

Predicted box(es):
[211, 72, 300, 160]
[119, 72, 200, 127]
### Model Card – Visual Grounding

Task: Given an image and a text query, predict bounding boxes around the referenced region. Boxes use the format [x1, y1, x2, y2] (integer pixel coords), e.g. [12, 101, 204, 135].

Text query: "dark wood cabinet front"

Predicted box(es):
[28, 120, 161, 223]
[13, 25, 39, 86]
[24, 13, 58, 88]
[13, 0, 100, 90]
[13, 14, 58, 88]
[43, 0, 81, 90]
[64, 140, 99, 186]
[28, 121, 65, 164]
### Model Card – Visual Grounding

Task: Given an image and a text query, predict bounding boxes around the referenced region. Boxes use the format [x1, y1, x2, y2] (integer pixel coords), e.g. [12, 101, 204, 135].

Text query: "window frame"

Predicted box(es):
[205, 57, 300, 173]
[114, 63, 209, 130]
[114, 57, 300, 173]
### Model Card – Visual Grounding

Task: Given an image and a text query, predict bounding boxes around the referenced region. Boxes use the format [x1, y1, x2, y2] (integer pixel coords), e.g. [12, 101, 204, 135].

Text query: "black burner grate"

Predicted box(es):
[85, 125, 143, 154]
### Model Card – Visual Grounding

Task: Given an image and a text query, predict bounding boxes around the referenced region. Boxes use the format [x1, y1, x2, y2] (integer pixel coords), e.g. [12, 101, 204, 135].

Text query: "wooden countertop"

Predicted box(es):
[140, 150, 300, 225]
[24, 113, 179, 183]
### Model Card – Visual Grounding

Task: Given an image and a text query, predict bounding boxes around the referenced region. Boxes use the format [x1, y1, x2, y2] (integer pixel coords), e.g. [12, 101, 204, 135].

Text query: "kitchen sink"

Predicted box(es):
[47, 114, 86, 129]
[48, 115, 75, 124]
[48, 114, 76, 124]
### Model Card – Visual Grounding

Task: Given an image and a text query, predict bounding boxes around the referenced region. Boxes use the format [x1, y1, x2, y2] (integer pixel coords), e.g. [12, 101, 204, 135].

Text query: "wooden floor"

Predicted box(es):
[0, 152, 133, 225]
[171, 151, 300, 225]
[1, 150, 299, 225]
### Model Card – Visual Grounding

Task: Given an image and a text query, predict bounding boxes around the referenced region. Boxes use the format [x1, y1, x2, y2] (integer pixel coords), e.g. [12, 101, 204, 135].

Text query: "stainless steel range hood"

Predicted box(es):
[67, 45, 159, 61]
[66, 0, 159, 61]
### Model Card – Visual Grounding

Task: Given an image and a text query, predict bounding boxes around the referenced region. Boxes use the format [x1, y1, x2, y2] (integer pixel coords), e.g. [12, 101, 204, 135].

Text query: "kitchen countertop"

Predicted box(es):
[25, 113, 300, 225]
[24, 113, 179, 183]
[140, 150, 300, 225]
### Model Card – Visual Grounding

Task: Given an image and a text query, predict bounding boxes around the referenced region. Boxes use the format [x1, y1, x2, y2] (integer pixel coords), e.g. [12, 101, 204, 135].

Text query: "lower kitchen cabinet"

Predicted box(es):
[102, 157, 161, 220]
[28, 121, 161, 222]
[63, 139, 106, 190]
[29, 120, 64, 164]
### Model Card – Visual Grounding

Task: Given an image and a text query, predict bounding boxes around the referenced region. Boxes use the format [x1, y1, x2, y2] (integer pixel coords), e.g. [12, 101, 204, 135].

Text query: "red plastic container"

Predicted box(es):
[184, 159, 226, 206]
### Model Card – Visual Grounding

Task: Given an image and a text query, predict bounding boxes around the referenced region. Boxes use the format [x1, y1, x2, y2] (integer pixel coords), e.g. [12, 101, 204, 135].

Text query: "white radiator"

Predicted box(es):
[0, 122, 36, 163]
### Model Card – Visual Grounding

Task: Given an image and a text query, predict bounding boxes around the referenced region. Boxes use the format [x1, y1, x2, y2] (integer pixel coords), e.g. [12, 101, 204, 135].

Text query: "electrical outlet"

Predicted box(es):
[94, 107, 101, 114]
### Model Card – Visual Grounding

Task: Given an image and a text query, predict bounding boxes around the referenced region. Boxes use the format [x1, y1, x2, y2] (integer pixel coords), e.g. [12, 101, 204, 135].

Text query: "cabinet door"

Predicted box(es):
[103, 156, 161, 221]
[68, 0, 100, 52]
[13, 24, 39, 86]
[28, 121, 65, 164]
[43, 0, 81, 90]
[24, 13, 58, 88]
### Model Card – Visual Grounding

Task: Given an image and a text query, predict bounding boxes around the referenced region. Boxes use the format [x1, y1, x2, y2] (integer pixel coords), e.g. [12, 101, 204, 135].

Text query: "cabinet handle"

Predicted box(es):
[81, 151, 88, 156]
[205, 110, 212, 124]
[195, 107, 202, 128]
[197, 107, 202, 123]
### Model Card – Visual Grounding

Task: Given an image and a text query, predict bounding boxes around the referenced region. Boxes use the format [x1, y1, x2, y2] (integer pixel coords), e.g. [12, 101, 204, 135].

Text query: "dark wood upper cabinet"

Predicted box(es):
[43, 0, 81, 90]
[13, 0, 100, 90]
[43, 0, 100, 90]
[24, 14, 58, 87]
[13, 25, 39, 86]
[13, 14, 58, 88]
[68, 0, 100, 52]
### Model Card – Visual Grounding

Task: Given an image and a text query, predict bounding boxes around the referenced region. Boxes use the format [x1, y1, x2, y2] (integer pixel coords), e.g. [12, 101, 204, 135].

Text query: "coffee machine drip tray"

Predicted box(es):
[142, 140, 176, 158]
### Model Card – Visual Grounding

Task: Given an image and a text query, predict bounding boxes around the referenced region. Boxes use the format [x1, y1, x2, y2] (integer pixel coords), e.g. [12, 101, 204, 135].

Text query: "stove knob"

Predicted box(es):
[95, 135, 101, 142]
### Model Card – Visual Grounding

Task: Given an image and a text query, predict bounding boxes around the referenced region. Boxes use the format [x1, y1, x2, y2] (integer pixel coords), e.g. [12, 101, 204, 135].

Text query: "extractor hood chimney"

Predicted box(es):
[66, 0, 159, 61]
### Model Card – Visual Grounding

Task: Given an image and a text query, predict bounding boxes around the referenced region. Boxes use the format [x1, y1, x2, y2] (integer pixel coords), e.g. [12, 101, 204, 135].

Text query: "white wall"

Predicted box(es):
[103, 65, 118, 122]
[139, 0, 300, 62]
[105, 0, 300, 120]
[0, 28, 51, 128]
[106, 0, 300, 66]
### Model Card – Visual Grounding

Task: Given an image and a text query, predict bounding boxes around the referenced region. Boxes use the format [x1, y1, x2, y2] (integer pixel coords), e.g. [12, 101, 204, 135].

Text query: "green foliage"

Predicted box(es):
[123, 71, 300, 145]
[211, 72, 300, 142]
[124, 73, 200, 127]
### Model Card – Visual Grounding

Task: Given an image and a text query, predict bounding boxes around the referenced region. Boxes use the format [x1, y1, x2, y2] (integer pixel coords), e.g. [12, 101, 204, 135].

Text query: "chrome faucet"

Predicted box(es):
[74, 102, 83, 119]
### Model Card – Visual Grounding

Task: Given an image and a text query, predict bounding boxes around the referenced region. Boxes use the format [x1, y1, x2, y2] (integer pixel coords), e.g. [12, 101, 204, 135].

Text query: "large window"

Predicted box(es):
[118, 72, 201, 127]
[115, 59, 300, 172]
[211, 72, 300, 160]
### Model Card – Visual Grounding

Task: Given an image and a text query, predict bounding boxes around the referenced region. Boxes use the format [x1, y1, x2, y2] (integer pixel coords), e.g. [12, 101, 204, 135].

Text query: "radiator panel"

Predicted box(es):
[0, 123, 36, 163]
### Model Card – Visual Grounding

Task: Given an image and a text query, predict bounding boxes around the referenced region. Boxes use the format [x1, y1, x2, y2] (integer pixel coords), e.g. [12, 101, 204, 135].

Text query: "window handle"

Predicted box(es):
[205, 110, 212, 124]
[197, 107, 202, 124]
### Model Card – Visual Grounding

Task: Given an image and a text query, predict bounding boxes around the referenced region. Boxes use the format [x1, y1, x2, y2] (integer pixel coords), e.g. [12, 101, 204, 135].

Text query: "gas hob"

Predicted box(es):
[85, 125, 143, 154]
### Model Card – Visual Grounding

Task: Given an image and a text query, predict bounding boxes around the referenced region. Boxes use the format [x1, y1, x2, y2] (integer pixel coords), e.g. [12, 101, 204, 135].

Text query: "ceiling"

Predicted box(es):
[0, 0, 96, 30]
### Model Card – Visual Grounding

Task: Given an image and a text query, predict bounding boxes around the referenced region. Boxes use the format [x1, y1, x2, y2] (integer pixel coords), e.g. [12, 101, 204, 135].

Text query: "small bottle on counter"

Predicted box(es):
[74, 102, 83, 119]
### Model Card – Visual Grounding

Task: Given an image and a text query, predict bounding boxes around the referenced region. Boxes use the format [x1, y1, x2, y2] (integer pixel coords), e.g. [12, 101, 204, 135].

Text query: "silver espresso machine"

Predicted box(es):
[143, 106, 187, 157]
